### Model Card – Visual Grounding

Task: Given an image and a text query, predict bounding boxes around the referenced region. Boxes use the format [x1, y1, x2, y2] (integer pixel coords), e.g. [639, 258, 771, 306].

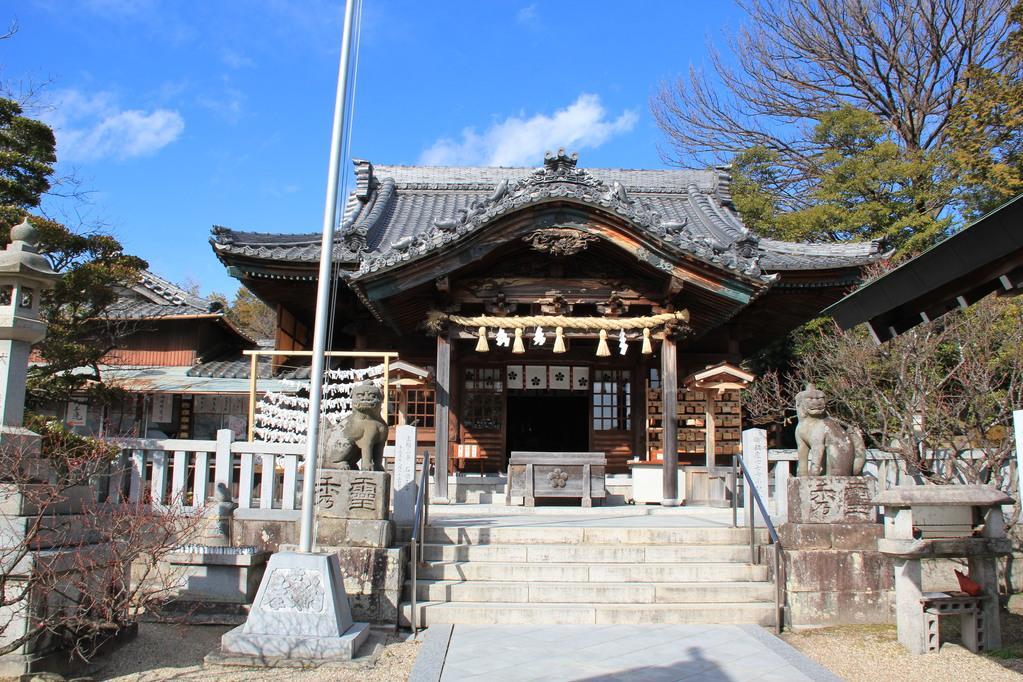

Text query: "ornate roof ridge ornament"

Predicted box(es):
[353, 151, 765, 280]
[544, 148, 579, 173]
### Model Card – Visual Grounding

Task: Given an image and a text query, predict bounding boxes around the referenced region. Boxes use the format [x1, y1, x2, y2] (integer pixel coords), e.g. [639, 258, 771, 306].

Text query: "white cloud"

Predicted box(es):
[42, 89, 185, 163]
[517, 3, 539, 26]
[220, 48, 255, 70]
[419, 94, 638, 167]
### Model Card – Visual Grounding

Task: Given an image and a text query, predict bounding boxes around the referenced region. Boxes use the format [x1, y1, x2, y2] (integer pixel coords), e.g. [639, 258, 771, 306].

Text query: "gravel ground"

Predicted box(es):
[781, 612, 1023, 681]
[79, 623, 419, 682]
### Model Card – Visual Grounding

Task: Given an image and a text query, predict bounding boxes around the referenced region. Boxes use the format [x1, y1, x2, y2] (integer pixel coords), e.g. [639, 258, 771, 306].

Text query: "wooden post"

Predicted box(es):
[661, 336, 679, 506]
[704, 392, 716, 468]
[214, 428, 234, 497]
[434, 334, 451, 503]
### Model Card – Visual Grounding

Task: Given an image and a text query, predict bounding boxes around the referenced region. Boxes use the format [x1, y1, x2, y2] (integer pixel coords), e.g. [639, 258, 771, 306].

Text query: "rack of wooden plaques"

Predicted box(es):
[710, 390, 742, 462]
[646, 383, 705, 463]
[645, 384, 743, 464]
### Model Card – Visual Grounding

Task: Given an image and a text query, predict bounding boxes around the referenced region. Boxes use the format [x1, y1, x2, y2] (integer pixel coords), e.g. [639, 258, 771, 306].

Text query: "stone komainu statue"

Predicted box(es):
[320, 381, 388, 472]
[794, 384, 866, 477]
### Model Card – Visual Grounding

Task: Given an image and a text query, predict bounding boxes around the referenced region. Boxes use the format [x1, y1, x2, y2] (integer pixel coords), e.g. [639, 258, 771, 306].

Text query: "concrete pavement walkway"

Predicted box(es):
[411, 623, 839, 682]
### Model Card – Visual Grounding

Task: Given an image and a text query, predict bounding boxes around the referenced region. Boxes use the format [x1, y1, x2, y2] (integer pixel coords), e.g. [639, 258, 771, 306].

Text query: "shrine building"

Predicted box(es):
[211, 151, 883, 502]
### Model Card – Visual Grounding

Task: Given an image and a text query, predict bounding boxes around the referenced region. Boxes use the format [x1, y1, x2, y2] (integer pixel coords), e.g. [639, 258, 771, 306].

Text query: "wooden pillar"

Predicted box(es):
[661, 336, 680, 506]
[434, 333, 451, 503]
[704, 392, 716, 468]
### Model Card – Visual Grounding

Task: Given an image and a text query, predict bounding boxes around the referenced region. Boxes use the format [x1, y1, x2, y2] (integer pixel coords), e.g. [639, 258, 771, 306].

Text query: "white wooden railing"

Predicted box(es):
[104, 432, 1009, 515]
[107, 429, 306, 510]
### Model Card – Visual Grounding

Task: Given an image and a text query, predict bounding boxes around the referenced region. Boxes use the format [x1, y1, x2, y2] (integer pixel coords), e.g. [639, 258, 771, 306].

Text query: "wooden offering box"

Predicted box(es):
[506, 451, 607, 507]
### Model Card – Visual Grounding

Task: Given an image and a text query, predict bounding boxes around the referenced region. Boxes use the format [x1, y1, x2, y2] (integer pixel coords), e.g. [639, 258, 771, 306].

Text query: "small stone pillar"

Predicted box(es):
[392, 424, 418, 526]
[874, 485, 1012, 654]
[780, 476, 893, 627]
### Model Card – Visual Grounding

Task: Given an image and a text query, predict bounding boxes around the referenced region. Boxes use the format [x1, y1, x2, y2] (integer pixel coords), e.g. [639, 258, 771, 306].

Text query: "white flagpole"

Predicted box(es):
[299, 0, 358, 554]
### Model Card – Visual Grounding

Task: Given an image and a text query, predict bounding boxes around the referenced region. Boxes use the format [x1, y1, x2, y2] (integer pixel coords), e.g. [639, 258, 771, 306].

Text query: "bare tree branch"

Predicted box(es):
[652, 0, 1015, 202]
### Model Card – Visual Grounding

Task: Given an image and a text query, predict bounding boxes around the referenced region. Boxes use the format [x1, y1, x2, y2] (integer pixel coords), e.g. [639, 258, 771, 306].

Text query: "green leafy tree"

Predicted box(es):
[209, 286, 276, 341]
[0, 97, 55, 227]
[0, 96, 147, 407]
[733, 107, 953, 253]
[229, 286, 275, 340]
[946, 2, 1023, 216]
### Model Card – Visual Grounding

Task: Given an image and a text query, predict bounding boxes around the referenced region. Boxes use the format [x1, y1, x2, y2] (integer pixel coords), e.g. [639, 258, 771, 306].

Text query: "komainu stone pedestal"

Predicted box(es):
[780, 476, 893, 627]
[308, 469, 405, 625]
[218, 552, 369, 662]
[315, 469, 393, 548]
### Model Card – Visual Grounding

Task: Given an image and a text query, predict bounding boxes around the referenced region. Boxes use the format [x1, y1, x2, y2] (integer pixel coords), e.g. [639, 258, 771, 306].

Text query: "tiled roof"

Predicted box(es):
[107, 270, 217, 319]
[211, 154, 884, 277]
[105, 270, 258, 346]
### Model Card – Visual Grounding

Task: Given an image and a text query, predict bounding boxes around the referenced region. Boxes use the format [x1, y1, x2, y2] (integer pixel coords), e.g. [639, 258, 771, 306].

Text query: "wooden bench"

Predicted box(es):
[506, 451, 607, 507]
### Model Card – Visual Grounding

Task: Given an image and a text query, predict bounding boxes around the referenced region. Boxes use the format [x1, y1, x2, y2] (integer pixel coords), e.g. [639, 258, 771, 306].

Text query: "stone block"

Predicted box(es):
[332, 546, 406, 594]
[232, 517, 297, 552]
[0, 483, 95, 516]
[832, 523, 885, 550]
[315, 469, 389, 520]
[284, 545, 405, 625]
[165, 550, 270, 604]
[786, 589, 894, 627]
[315, 517, 393, 548]
[779, 523, 834, 550]
[788, 476, 877, 524]
[785, 549, 893, 593]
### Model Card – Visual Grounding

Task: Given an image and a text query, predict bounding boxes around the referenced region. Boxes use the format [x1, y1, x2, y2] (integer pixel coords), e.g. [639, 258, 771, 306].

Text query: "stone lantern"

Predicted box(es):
[0, 217, 58, 434]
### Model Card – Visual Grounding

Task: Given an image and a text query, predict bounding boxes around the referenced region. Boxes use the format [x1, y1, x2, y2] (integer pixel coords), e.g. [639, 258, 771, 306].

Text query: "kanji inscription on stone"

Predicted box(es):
[315, 474, 344, 510]
[315, 468, 390, 520]
[348, 476, 377, 511]
[808, 479, 835, 519]
[841, 479, 874, 521]
[788, 476, 877, 524]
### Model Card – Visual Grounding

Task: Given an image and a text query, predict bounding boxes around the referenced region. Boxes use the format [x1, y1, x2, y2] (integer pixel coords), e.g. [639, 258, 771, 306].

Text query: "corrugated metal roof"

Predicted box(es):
[100, 365, 304, 394]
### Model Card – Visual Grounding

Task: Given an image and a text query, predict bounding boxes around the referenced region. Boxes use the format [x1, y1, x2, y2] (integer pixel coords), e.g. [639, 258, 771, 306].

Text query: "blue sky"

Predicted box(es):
[2, 1, 745, 297]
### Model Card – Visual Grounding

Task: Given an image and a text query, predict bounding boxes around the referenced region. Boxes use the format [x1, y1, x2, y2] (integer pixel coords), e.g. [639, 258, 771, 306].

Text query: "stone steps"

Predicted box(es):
[399, 601, 777, 626]
[401, 522, 775, 626]
[421, 525, 769, 546]
[407, 579, 775, 604]
[421, 541, 754, 563]
[416, 560, 769, 583]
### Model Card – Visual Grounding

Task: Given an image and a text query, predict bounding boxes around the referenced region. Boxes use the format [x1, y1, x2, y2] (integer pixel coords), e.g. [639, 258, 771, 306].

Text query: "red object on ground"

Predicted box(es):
[955, 569, 984, 596]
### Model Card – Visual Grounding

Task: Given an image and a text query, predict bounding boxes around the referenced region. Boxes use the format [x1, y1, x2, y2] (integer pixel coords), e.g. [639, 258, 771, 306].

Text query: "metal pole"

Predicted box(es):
[774, 544, 783, 634]
[749, 477, 756, 564]
[299, 0, 358, 554]
[731, 455, 737, 529]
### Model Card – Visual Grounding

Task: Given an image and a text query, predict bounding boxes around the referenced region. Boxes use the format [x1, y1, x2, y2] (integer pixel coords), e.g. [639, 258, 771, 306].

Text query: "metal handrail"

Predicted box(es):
[409, 454, 432, 637]
[731, 453, 785, 634]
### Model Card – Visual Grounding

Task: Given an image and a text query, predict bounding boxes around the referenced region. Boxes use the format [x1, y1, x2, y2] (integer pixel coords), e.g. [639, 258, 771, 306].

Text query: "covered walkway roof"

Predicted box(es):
[825, 194, 1023, 342]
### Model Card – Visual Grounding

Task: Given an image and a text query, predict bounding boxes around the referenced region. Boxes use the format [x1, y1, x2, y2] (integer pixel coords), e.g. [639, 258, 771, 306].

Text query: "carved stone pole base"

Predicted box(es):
[218, 552, 369, 661]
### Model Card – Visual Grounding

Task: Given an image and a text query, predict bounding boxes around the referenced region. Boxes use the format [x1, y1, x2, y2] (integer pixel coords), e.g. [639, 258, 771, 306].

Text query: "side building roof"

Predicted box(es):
[107, 270, 258, 347]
